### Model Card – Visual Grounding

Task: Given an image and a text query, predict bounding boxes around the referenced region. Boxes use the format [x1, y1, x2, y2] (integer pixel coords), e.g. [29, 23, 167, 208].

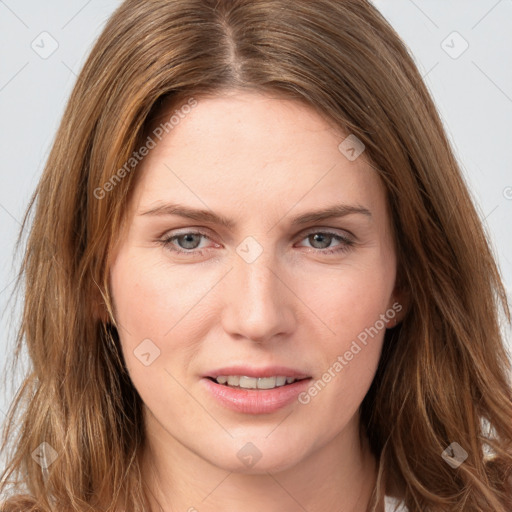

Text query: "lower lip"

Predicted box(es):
[201, 377, 312, 414]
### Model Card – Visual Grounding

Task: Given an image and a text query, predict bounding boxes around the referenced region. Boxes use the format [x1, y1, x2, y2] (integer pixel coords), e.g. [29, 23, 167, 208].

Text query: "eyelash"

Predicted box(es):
[158, 229, 355, 258]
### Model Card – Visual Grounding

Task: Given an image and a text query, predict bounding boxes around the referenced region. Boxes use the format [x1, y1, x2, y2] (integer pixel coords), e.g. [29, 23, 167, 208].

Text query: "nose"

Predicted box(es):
[221, 247, 295, 344]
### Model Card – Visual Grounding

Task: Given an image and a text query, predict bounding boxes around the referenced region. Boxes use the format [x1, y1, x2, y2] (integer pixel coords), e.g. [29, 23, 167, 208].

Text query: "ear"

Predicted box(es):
[90, 277, 111, 325]
[93, 298, 110, 325]
[385, 280, 410, 328]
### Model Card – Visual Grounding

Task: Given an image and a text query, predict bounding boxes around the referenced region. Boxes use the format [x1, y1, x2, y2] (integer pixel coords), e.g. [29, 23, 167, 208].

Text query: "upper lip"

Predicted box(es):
[204, 365, 311, 380]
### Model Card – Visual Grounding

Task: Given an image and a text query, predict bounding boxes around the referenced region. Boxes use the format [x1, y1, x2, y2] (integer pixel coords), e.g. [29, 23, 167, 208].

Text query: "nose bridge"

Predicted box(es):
[222, 234, 293, 342]
[234, 234, 282, 308]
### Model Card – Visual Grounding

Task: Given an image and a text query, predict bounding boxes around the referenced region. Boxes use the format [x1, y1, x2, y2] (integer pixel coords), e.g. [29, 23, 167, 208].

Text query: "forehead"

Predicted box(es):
[131, 90, 386, 224]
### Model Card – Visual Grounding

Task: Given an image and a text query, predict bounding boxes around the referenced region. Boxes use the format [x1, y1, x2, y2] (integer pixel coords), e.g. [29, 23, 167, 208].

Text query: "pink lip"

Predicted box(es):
[204, 365, 310, 380]
[201, 377, 312, 414]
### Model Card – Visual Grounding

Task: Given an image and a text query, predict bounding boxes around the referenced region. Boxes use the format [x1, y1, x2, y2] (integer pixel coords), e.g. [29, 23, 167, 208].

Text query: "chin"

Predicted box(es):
[203, 439, 307, 475]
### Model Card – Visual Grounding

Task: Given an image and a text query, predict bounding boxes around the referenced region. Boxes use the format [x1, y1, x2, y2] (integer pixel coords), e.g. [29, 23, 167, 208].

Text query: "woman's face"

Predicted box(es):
[109, 90, 403, 474]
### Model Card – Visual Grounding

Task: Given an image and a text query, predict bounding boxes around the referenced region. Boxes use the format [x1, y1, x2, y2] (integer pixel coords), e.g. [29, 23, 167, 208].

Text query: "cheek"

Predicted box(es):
[109, 250, 180, 379]
[299, 262, 393, 343]
[109, 248, 220, 382]
[110, 249, 195, 336]
[293, 260, 393, 404]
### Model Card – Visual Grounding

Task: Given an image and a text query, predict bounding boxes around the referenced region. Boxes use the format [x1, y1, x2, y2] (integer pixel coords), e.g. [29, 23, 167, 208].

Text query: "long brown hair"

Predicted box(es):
[1, 1, 511, 511]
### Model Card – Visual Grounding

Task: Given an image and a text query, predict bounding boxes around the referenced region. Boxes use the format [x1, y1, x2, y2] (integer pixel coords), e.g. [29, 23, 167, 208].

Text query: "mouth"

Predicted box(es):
[205, 375, 310, 390]
[201, 373, 313, 414]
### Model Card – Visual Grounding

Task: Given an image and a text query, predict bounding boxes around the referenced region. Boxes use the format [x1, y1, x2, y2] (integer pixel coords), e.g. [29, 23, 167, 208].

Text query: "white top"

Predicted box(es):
[384, 495, 408, 511]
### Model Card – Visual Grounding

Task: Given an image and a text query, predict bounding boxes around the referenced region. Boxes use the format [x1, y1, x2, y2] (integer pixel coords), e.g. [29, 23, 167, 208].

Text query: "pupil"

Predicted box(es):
[311, 233, 330, 249]
[180, 234, 199, 249]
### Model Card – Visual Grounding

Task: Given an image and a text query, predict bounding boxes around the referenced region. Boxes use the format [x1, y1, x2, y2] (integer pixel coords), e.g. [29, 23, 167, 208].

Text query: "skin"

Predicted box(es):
[108, 89, 406, 512]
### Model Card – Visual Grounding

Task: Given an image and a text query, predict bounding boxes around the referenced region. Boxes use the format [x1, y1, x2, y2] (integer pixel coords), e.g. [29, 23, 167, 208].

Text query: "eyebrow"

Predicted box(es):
[139, 202, 372, 228]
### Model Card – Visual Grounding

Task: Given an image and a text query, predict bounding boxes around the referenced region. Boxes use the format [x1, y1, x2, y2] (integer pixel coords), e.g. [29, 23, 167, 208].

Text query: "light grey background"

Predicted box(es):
[1, 0, 511, 478]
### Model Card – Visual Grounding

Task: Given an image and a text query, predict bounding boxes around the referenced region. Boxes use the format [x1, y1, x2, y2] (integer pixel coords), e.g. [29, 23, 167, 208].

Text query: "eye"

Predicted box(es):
[295, 230, 355, 255]
[159, 230, 214, 258]
[158, 229, 355, 257]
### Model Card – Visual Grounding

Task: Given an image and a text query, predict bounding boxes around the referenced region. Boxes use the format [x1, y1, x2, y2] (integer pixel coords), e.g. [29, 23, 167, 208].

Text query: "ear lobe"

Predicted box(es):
[90, 278, 111, 324]
[92, 297, 110, 324]
[386, 283, 410, 327]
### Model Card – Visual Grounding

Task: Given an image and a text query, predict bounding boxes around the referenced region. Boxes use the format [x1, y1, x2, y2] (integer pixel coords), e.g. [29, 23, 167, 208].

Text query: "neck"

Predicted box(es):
[139, 411, 381, 512]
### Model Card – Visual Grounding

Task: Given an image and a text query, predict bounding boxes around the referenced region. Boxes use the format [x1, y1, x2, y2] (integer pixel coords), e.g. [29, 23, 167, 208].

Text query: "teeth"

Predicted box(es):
[227, 376, 240, 387]
[239, 376, 258, 388]
[255, 376, 276, 389]
[214, 375, 299, 389]
[275, 376, 287, 387]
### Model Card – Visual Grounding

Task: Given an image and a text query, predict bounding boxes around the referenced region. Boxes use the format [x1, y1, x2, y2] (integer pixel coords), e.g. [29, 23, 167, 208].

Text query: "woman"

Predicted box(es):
[1, 1, 511, 511]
